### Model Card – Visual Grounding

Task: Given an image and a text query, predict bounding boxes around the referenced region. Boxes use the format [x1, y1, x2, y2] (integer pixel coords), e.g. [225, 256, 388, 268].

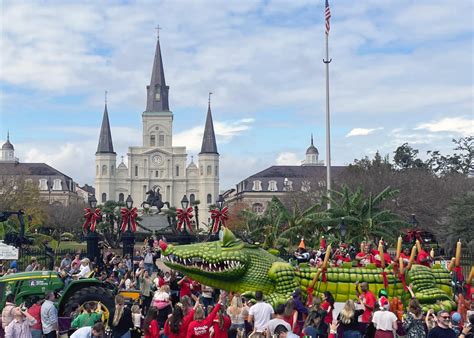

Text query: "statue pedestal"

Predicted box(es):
[140, 214, 173, 233]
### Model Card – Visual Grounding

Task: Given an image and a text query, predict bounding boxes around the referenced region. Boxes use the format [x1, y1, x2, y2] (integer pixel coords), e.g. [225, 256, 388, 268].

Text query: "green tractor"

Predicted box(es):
[0, 271, 116, 321]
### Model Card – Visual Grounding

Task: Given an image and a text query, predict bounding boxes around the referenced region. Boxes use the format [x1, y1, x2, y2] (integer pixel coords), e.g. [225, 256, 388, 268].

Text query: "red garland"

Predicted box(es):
[210, 207, 229, 234]
[83, 208, 101, 232]
[176, 207, 193, 233]
[381, 271, 389, 289]
[306, 287, 314, 306]
[398, 272, 408, 291]
[120, 207, 138, 233]
[322, 267, 327, 283]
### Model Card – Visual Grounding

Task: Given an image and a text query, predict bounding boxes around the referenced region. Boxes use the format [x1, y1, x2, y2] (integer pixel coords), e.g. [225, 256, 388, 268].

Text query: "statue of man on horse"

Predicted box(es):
[141, 187, 170, 214]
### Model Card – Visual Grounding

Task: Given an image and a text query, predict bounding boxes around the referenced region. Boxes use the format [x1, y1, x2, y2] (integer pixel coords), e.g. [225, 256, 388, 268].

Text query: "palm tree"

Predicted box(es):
[322, 185, 406, 243]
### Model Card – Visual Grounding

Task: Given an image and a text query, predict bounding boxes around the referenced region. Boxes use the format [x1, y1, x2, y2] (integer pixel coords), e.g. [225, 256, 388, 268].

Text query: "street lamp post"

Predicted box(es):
[122, 195, 135, 257]
[339, 217, 347, 241]
[86, 195, 100, 264]
[409, 214, 419, 228]
[180, 195, 189, 235]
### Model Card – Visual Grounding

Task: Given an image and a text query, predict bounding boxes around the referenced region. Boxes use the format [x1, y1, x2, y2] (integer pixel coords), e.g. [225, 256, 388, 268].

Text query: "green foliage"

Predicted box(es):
[442, 192, 474, 255]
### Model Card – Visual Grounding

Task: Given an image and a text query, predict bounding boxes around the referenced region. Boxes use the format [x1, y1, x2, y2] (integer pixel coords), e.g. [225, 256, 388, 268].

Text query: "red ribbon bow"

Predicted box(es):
[405, 230, 422, 243]
[83, 208, 101, 232]
[176, 207, 193, 233]
[210, 207, 229, 234]
[120, 207, 138, 233]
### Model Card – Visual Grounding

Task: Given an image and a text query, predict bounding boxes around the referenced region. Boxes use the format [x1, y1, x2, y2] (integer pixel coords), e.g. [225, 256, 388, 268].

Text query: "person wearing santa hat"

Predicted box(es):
[314, 237, 327, 266]
[372, 297, 398, 338]
[334, 243, 352, 267]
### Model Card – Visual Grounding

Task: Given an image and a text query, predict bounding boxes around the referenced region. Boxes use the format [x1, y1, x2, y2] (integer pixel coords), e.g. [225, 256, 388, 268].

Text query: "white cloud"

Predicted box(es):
[346, 127, 383, 137]
[275, 152, 301, 165]
[174, 118, 254, 152]
[415, 117, 474, 136]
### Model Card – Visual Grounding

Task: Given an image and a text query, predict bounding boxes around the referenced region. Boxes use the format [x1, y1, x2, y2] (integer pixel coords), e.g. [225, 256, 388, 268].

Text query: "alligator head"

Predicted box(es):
[162, 228, 280, 293]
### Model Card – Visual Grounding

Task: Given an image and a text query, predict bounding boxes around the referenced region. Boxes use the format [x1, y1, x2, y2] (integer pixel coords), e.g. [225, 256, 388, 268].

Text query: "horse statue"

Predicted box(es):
[141, 188, 170, 214]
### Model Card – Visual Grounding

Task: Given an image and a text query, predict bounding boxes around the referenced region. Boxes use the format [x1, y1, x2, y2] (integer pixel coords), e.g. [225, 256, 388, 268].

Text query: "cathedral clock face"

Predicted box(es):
[152, 154, 163, 165]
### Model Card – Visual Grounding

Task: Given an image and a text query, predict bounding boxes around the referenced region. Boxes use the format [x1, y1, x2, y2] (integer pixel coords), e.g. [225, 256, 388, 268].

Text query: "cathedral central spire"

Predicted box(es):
[200, 92, 218, 155]
[96, 102, 115, 154]
[146, 31, 170, 112]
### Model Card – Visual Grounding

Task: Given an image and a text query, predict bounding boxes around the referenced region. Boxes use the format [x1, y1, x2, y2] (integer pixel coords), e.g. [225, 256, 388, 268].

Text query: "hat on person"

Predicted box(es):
[451, 312, 461, 324]
[379, 296, 389, 310]
[298, 238, 305, 249]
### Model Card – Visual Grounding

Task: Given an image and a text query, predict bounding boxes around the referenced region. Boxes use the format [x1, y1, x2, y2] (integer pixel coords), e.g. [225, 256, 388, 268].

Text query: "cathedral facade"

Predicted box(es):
[94, 37, 219, 216]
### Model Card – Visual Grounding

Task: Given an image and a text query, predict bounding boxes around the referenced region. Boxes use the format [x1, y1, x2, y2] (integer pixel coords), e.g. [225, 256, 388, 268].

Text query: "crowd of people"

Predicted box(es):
[0, 236, 472, 338]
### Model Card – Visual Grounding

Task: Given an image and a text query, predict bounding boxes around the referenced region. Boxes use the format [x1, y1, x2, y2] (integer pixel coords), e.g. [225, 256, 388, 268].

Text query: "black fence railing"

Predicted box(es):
[17, 247, 79, 271]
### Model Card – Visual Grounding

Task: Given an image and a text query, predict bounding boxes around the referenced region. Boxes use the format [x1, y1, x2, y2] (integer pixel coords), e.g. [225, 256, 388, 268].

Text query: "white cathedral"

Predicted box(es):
[94, 37, 219, 215]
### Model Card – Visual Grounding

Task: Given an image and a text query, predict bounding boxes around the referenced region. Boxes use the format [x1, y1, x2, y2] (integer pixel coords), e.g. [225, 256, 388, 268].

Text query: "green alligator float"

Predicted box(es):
[162, 228, 455, 312]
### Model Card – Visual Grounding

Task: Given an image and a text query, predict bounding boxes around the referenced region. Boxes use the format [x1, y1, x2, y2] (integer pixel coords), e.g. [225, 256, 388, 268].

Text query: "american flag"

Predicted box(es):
[325, 0, 331, 35]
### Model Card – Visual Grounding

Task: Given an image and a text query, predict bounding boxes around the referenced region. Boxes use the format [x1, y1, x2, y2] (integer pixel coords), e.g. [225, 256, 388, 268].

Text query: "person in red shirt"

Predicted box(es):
[372, 244, 392, 268]
[186, 296, 224, 338]
[165, 296, 200, 338]
[321, 291, 335, 325]
[144, 307, 160, 338]
[399, 247, 411, 265]
[210, 306, 231, 338]
[416, 245, 432, 267]
[179, 276, 192, 299]
[355, 243, 372, 267]
[334, 244, 352, 267]
[356, 282, 376, 324]
[27, 296, 42, 338]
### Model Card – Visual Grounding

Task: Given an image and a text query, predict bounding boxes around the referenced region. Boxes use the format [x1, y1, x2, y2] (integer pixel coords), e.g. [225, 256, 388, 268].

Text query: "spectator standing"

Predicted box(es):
[28, 296, 43, 338]
[144, 250, 154, 275]
[321, 292, 334, 325]
[41, 291, 58, 338]
[211, 306, 231, 338]
[164, 299, 199, 338]
[402, 299, 425, 338]
[372, 298, 397, 338]
[337, 299, 363, 338]
[283, 300, 298, 332]
[356, 282, 376, 326]
[130, 304, 142, 338]
[186, 300, 223, 338]
[427, 310, 456, 338]
[201, 285, 215, 312]
[70, 322, 105, 338]
[5, 306, 37, 338]
[143, 307, 159, 338]
[266, 304, 291, 336]
[302, 310, 328, 338]
[227, 295, 248, 338]
[2, 294, 16, 329]
[179, 277, 193, 299]
[110, 295, 133, 338]
[248, 291, 274, 333]
[140, 269, 153, 314]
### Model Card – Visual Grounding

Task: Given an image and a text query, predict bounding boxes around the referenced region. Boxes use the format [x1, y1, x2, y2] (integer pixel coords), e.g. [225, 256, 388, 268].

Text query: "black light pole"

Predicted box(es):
[86, 195, 100, 263]
[122, 195, 135, 257]
[181, 195, 189, 234]
[339, 217, 347, 241]
[409, 214, 419, 228]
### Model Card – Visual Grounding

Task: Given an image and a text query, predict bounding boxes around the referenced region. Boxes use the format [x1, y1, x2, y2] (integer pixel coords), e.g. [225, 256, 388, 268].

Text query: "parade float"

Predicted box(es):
[161, 227, 470, 313]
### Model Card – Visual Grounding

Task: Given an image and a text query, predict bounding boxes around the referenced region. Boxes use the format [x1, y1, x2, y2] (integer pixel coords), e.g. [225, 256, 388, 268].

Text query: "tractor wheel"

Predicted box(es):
[62, 286, 115, 323]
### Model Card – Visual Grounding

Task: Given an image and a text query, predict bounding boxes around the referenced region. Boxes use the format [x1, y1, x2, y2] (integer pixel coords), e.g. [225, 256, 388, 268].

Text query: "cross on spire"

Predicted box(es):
[208, 92, 213, 106]
[155, 24, 162, 39]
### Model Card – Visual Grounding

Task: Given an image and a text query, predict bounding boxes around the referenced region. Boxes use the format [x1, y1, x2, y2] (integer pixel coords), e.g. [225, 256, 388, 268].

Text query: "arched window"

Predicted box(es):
[135, 165, 138, 177]
[111, 165, 115, 175]
[200, 166, 203, 176]
[207, 165, 212, 176]
[150, 135, 156, 146]
[96, 165, 99, 175]
[207, 194, 212, 204]
[101, 193, 107, 203]
[118, 193, 124, 202]
[175, 165, 179, 177]
[215, 165, 218, 176]
[190, 194, 195, 203]
[159, 133, 165, 147]
[252, 203, 264, 214]
[102, 165, 107, 175]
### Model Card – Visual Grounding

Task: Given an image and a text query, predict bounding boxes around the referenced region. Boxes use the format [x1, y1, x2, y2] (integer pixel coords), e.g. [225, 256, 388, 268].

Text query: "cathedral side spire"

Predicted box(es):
[200, 93, 218, 155]
[146, 29, 170, 112]
[96, 103, 116, 154]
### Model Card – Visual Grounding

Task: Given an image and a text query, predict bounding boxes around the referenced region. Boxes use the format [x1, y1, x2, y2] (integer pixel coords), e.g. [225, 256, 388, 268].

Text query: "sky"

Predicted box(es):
[1, 0, 473, 191]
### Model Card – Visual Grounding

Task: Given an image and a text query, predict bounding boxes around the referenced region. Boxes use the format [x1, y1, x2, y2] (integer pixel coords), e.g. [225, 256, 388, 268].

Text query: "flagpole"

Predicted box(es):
[324, 2, 332, 210]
